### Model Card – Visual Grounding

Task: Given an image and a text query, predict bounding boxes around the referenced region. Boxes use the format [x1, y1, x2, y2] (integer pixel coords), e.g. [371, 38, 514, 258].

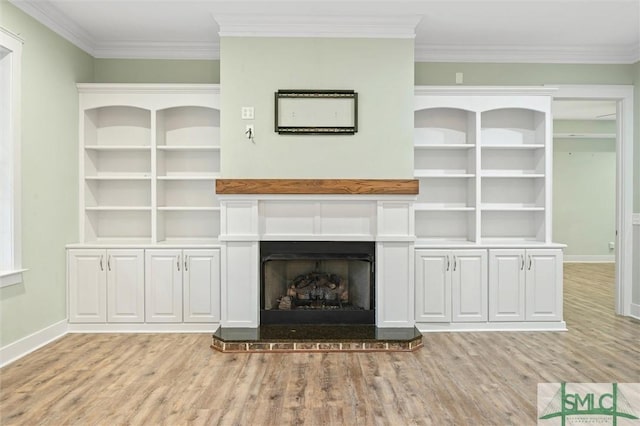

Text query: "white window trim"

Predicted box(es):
[0, 27, 25, 288]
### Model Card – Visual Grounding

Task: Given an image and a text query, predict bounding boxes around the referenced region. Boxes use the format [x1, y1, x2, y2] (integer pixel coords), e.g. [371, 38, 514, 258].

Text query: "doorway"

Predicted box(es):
[550, 85, 634, 316]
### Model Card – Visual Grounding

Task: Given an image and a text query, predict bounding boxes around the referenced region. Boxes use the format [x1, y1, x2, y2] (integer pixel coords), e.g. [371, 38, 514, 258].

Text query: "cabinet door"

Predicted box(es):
[451, 250, 487, 322]
[106, 249, 144, 323]
[525, 249, 563, 321]
[68, 249, 107, 323]
[415, 250, 451, 322]
[145, 249, 183, 322]
[183, 249, 220, 323]
[489, 249, 526, 321]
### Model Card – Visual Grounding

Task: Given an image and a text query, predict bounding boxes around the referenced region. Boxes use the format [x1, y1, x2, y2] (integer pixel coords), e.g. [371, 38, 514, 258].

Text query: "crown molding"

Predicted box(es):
[415, 43, 640, 64]
[9, 0, 95, 55]
[214, 14, 422, 39]
[9, 0, 220, 59]
[92, 41, 220, 60]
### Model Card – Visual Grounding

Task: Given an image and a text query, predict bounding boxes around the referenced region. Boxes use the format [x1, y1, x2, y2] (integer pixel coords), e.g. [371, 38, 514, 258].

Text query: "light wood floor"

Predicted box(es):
[1, 263, 638, 425]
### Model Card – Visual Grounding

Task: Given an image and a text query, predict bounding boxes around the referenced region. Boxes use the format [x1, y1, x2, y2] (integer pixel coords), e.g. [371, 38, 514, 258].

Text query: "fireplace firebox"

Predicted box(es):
[260, 241, 375, 325]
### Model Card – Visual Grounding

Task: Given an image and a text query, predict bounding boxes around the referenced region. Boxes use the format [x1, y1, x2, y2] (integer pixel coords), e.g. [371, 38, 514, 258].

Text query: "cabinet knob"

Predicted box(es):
[520, 254, 525, 271]
[99, 255, 104, 271]
[177, 255, 181, 271]
[107, 255, 111, 271]
[528, 255, 532, 270]
[184, 256, 188, 272]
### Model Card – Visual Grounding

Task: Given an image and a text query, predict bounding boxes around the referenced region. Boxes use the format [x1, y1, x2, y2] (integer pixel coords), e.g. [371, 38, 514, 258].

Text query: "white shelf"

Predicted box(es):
[415, 171, 475, 178]
[85, 175, 152, 180]
[481, 205, 544, 211]
[414, 144, 475, 149]
[482, 144, 544, 149]
[82, 237, 154, 245]
[157, 207, 220, 211]
[415, 203, 475, 211]
[415, 238, 477, 247]
[85, 206, 152, 211]
[157, 146, 220, 151]
[480, 237, 544, 245]
[85, 146, 151, 151]
[481, 172, 545, 178]
[157, 174, 220, 180]
[156, 238, 221, 246]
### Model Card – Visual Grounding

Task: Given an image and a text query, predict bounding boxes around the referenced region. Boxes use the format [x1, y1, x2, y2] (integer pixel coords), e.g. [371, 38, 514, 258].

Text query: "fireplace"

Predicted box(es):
[260, 241, 375, 325]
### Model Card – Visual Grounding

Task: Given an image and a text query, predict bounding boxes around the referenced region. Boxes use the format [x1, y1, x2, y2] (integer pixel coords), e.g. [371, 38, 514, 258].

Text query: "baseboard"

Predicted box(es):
[0, 319, 68, 368]
[564, 255, 615, 263]
[416, 321, 567, 332]
[67, 322, 219, 333]
[630, 303, 640, 320]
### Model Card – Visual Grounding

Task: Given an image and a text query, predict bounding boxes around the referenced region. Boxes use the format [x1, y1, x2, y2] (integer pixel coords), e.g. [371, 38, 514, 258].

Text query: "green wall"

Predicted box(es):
[0, 2, 94, 346]
[553, 120, 616, 258]
[220, 37, 414, 178]
[553, 136, 616, 258]
[415, 62, 635, 86]
[94, 58, 220, 83]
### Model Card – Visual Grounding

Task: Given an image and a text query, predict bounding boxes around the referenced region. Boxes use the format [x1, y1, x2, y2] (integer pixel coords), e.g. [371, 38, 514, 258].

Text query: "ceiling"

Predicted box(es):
[8, 0, 640, 63]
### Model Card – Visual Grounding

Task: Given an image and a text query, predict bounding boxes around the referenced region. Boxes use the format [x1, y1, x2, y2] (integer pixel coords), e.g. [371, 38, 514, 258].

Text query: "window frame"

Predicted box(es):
[0, 27, 26, 288]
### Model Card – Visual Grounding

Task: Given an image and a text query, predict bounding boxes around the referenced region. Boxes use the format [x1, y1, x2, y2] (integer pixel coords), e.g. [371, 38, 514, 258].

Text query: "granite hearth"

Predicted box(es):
[211, 325, 423, 353]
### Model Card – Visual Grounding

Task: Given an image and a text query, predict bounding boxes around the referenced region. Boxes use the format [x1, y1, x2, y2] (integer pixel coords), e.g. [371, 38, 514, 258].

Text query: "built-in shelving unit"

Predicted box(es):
[414, 87, 555, 247]
[78, 84, 221, 245]
[413, 87, 564, 331]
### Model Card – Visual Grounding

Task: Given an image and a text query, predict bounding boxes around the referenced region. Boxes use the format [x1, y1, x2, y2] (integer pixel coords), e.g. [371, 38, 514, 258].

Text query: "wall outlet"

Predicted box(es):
[608, 241, 615, 250]
[455, 72, 463, 84]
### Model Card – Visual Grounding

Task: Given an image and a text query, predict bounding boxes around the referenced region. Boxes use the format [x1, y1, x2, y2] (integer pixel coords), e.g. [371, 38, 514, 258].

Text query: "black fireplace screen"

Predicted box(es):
[260, 241, 375, 325]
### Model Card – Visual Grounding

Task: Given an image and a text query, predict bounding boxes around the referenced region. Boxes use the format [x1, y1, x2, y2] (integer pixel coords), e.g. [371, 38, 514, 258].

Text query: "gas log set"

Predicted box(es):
[277, 270, 349, 311]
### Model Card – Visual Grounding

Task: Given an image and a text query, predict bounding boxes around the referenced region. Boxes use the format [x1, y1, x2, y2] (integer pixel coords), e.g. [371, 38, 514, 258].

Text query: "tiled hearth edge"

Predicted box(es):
[211, 337, 423, 353]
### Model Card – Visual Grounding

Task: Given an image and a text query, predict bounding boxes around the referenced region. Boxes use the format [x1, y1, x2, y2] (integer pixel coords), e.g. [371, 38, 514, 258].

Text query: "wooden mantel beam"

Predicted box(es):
[215, 179, 419, 195]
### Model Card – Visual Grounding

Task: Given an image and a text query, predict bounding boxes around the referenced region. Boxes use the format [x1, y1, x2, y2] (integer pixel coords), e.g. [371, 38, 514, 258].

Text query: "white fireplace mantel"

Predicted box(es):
[218, 193, 416, 328]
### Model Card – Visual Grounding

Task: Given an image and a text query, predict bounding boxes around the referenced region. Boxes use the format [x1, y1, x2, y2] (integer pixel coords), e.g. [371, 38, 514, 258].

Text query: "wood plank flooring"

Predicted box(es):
[1, 263, 638, 425]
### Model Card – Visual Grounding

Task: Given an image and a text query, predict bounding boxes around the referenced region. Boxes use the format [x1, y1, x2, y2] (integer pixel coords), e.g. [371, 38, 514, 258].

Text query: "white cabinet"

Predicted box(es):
[488, 249, 526, 321]
[78, 84, 221, 245]
[145, 249, 220, 323]
[525, 249, 563, 321]
[68, 250, 106, 322]
[145, 249, 183, 322]
[68, 249, 144, 323]
[415, 249, 487, 323]
[415, 250, 450, 322]
[183, 250, 221, 322]
[489, 249, 563, 322]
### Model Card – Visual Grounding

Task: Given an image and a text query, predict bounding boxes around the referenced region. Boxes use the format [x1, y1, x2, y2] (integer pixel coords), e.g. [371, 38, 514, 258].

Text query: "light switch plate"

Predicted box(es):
[241, 107, 254, 120]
